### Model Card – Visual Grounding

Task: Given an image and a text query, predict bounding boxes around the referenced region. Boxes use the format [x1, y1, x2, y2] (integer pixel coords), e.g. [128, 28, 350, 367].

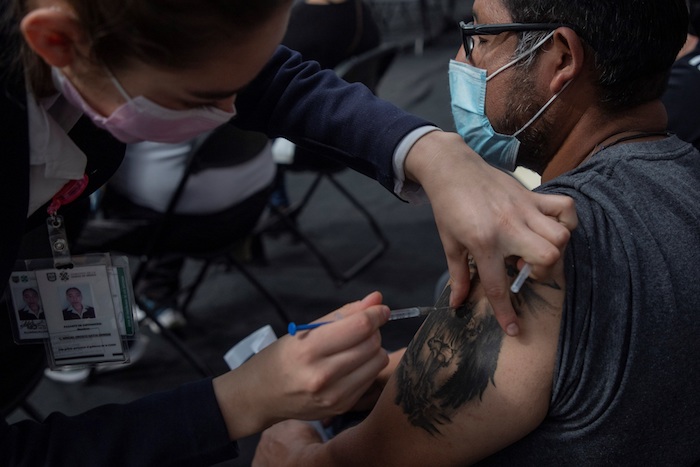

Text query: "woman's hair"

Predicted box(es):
[2, 0, 290, 96]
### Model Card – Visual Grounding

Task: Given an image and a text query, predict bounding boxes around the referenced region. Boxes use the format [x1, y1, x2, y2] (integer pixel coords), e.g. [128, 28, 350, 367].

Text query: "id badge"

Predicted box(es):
[35, 263, 126, 367]
[5, 254, 140, 369]
[6, 272, 48, 341]
[4, 182, 141, 369]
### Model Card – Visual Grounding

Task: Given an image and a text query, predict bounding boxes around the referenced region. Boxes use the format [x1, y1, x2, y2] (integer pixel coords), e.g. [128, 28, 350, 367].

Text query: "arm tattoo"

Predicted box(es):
[395, 292, 503, 436]
[395, 265, 561, 436]
[506, 262, 562, 314]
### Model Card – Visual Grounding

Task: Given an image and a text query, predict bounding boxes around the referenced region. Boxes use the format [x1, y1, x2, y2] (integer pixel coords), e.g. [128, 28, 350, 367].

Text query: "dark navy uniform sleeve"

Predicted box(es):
[1, 378, 238, 466]
[235, 45, 434, 192]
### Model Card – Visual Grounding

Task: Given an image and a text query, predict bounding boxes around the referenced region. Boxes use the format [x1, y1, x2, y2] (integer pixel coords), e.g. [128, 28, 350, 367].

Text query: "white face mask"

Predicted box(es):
[52, 67, 236, 143]
[449, 31, 569, 171]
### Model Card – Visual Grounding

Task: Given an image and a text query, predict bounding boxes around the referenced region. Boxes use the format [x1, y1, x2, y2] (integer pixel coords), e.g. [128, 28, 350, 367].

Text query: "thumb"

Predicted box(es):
[325, 291, 384, 320]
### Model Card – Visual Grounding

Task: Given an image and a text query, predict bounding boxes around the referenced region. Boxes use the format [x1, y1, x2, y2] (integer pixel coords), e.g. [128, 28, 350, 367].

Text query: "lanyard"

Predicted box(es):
[47, 174, 89, 219]
[46, 174, 89, 268]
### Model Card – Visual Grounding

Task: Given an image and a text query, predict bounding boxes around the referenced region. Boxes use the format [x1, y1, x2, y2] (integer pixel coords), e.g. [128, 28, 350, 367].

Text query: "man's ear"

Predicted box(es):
[20, 7, 84, 68]
[548, 27, 586, 93]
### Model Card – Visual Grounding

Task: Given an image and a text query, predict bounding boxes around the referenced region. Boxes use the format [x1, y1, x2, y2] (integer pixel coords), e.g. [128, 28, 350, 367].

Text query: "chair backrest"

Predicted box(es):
[189, 124, 270, 174]
[334, 42, 401, 93]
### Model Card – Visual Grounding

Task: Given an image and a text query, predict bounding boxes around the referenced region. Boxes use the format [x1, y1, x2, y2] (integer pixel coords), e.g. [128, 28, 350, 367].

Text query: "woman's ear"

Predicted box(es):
[20, 7, 84, 68]
[548, 27, 586, 93]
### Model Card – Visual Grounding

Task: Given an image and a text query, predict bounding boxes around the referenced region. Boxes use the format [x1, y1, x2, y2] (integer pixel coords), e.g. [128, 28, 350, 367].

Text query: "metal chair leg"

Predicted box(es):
[267, 173, 389, 286]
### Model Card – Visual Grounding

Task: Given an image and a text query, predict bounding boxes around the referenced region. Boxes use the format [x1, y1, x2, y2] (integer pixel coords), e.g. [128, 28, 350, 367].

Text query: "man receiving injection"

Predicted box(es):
[254, 0, 700, 464]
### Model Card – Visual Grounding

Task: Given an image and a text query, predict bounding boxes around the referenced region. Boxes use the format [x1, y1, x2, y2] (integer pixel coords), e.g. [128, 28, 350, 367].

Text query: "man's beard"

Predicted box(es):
[493, 71, 555, 175]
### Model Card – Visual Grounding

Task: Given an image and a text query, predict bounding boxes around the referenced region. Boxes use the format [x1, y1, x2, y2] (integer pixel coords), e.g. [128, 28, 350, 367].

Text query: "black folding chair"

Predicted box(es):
[259, 43, 400, 286]
[77, 125, 290, 377]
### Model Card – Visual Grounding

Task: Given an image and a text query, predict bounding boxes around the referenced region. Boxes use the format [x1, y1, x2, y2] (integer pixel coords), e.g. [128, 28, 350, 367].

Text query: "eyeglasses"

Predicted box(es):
[459, 21, 573, 60]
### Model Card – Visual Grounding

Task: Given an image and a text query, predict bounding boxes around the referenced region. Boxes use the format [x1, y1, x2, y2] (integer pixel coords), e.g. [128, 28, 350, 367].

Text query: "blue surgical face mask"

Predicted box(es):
[449, 31, 569, 172]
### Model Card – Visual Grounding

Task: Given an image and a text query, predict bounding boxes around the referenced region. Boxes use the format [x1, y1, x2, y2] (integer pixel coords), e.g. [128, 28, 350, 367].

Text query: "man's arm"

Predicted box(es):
[254, 261, 566, 466]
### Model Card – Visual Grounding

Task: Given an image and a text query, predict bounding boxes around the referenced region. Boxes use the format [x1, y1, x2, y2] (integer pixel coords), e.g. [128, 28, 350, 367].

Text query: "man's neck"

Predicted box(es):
[541, 100, 668, 182]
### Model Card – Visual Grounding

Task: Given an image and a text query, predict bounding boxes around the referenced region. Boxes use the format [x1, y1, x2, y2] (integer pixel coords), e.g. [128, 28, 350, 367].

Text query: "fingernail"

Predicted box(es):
[362, 291, 379, 303]
[506, 323, 519, 336]
[381, 305, 390, 320]
[449, 295, 460, 310]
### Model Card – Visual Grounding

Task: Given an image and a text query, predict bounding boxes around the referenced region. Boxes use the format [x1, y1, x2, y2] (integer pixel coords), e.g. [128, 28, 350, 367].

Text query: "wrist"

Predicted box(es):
[404, 131, 480, 188]
[213, 367, 278, 440]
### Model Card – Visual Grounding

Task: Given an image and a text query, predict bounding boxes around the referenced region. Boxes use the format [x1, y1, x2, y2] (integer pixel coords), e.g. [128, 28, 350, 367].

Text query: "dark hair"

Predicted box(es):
[690, 0, 700, 35]
[68, 0, 290, 70]
[0, 1, 27, 92]
[502, 0, 689, 111]
[2, 0, 290, 96]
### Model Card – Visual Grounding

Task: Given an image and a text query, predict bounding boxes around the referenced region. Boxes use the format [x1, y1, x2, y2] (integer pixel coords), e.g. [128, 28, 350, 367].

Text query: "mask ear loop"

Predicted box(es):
[482, 29, 570, 138]
[103, 67, 134, 103]
[513, 79, 572, 137]
[487, 30, 557, 82]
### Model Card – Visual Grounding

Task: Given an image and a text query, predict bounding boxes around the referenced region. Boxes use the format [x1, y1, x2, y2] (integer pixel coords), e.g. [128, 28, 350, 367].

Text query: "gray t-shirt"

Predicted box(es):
[480, 136, 700, 465]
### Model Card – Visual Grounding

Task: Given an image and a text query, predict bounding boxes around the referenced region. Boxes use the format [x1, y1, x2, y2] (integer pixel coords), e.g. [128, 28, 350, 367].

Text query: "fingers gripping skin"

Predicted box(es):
[403, 131, 577, 336]
[213, 292, 390, 440]
[253, 420, 324, 467]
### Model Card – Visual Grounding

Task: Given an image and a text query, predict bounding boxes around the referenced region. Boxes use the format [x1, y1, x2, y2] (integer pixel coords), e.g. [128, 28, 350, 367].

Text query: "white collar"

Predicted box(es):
[27, 90, 86, 175]
[26, 89, 87, 216]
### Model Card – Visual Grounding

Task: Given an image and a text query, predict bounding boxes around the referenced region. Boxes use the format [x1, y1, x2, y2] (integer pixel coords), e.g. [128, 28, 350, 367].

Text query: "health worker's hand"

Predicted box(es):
[213, 291, 390, 439]
[404, 131, 577, 336]
[253, 419, 323, 467]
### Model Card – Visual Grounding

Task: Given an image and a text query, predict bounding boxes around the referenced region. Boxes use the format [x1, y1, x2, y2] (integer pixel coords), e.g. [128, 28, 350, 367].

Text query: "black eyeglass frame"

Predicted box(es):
[459, 21, 575, 60]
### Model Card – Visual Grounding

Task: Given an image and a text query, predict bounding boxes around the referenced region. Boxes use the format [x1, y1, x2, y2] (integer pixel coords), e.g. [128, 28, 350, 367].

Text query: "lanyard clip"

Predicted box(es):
[44, 174, 88, 268]
[47, 174, 89, 219]
[47, 214, 72, 268]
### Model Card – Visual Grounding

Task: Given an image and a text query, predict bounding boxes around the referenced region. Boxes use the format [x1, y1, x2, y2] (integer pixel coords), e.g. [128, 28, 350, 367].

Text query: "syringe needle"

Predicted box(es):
[289, 306, 442, 335]
[510, 263, 532, 294]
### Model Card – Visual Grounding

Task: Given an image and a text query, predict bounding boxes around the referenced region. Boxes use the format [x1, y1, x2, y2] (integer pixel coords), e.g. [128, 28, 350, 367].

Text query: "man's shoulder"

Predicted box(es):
[538, 138, 699, 193]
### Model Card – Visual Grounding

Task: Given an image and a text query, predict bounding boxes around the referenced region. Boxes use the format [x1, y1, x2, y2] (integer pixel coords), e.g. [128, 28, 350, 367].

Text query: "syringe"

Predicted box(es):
[510, 263, 532, 294]
[288, 306, 451, 336]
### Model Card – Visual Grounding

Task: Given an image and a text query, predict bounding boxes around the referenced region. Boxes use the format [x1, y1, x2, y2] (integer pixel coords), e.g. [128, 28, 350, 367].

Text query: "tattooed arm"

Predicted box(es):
[253, 260, 565, 466]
